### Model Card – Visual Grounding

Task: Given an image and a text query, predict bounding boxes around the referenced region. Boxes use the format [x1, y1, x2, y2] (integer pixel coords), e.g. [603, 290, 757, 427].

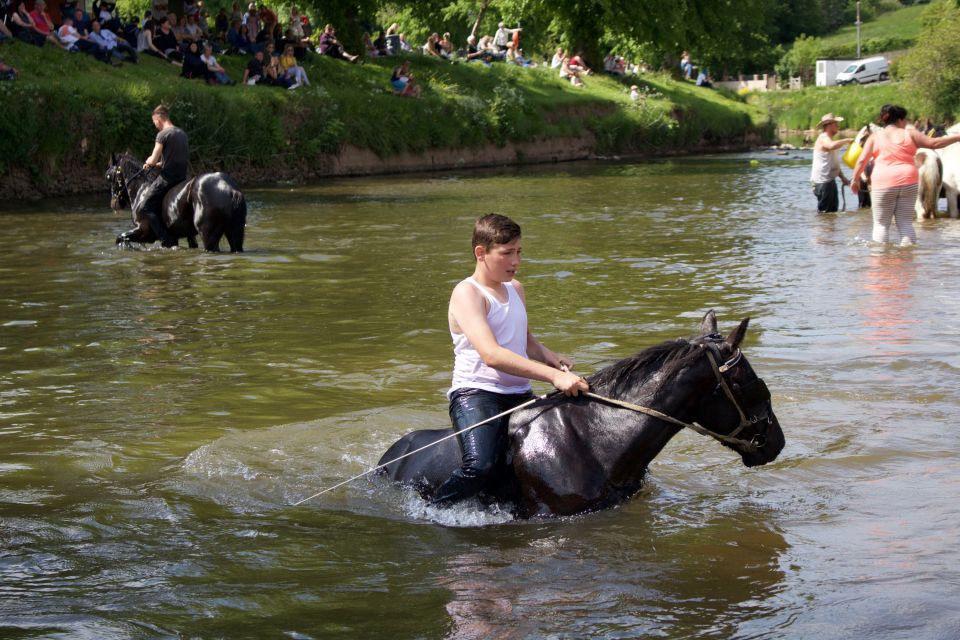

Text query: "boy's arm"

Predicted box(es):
[450, 281, 586, 395]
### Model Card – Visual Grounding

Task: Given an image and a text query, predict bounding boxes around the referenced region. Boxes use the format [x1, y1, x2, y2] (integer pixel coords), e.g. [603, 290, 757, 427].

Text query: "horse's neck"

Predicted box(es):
[593, 366, 708, 488]
[124, 160, 151, 198]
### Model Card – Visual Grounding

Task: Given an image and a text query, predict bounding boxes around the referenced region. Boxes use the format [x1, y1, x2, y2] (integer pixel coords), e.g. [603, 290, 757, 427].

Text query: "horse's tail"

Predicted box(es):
[226, 187, 246, 253]
[916, 150, 942, 219]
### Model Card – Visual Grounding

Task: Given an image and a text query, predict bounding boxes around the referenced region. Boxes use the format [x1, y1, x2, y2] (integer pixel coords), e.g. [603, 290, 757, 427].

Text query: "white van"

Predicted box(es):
[835, 56, 889, 85]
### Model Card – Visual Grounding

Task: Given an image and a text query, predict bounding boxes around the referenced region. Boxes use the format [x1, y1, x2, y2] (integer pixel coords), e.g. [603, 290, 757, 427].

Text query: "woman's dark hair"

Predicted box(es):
[879, 104, 908, 125]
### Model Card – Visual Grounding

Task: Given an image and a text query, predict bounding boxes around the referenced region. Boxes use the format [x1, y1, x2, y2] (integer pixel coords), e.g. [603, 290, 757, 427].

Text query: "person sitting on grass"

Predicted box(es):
[184, 14, 204, 47]
[372, 30, 388, 57]
[568, 51, 591, 75]
[280, 42, 309, 88]
[147, 15, 183, 63]
[242, 48, 265, 85]
[550, 46, 564, 68]
[1, 0, 17, 44]
[505, 41, 534, 67]
[463, 34, 493, 64]
[390, 60, 420, 97]
[8, 1, 44, 46]
[559, 54, 584, 87]
[90, 19, 138, 63]
[263, 48, 294, 88]
[201, 43, 235, 84]
[29, 1, 62, 44]
[439, 32, 454, 58]
[421, 32, 442, 58]
[317, 23, 359, 63]
[58, 15, 112, 62]
[180, 40, 213, 81]
[0, 59, 18, 80]
[477, 34, 503, 61]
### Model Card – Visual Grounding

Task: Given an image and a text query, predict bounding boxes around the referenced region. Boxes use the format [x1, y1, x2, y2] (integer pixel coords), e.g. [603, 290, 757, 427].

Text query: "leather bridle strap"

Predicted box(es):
[583, 347, 761, 453]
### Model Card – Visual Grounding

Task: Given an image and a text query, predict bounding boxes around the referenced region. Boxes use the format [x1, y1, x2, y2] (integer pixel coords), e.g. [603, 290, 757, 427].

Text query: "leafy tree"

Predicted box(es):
[899, 0, 960, 120]
[775, 34, 822, 84]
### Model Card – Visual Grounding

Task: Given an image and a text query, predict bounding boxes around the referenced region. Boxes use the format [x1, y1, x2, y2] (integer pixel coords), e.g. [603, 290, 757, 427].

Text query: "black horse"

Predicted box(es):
[106, 153, 247, 252]
[378, 311, 785, 518]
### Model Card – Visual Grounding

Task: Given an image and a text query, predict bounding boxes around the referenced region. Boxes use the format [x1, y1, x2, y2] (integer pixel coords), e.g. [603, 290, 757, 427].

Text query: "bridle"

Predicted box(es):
[110, 161, 148, 209]
[585, 339, 773, 453]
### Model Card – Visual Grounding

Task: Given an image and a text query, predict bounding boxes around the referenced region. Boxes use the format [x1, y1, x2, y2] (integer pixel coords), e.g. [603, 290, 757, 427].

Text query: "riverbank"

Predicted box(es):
[0, 41, 772, 200]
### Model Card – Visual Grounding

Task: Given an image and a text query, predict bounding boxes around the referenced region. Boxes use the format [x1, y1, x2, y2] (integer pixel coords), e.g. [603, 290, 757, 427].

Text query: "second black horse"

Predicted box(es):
[107, 153, 247, 252]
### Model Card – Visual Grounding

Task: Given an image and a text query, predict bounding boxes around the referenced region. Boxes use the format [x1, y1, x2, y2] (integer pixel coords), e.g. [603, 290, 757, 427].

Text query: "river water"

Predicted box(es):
[1, 152, 958, 639]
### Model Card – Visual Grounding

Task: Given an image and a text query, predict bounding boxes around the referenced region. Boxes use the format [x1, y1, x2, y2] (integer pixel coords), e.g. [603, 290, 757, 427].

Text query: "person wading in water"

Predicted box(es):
[430, 213, 589, 507]
[137, 105, 189, 247]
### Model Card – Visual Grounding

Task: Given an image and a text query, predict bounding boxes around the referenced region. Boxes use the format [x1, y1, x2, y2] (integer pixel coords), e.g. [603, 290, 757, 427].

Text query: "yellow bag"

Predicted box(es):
[842, 142, 862, 169]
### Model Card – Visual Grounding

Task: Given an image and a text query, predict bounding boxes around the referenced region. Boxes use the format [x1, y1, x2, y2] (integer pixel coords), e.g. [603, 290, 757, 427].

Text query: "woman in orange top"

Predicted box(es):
[852, 104, 960, 244]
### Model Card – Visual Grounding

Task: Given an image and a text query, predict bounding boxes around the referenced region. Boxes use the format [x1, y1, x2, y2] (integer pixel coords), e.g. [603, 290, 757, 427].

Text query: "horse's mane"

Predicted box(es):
[586, 337, 708, 397]
[117, 152, 159, 182]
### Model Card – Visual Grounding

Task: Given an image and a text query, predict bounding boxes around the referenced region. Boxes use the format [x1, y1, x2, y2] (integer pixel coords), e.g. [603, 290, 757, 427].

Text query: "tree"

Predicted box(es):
[776, 34, 822, 84]
[899, 0, 960, 121]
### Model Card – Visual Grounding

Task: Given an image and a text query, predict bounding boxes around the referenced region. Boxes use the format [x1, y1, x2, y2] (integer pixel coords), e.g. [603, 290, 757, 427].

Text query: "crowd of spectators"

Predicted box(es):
[1, 1, 653, 97]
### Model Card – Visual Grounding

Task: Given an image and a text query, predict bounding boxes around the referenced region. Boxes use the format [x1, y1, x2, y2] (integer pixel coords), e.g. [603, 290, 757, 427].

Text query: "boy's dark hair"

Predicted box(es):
[473, 213, 521, 252]
[152, 104, 170, 119]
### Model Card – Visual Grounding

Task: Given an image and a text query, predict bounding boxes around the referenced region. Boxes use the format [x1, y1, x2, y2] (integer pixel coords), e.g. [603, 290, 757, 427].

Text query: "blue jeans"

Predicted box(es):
[430, 387, 533, 505]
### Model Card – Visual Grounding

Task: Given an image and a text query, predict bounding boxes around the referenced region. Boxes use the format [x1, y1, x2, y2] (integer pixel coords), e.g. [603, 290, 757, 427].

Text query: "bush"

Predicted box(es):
[898, 2, 960, 121]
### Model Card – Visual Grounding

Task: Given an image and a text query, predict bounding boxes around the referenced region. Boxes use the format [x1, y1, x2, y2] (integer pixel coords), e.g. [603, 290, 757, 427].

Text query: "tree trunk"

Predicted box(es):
[470, 0, 493, 40]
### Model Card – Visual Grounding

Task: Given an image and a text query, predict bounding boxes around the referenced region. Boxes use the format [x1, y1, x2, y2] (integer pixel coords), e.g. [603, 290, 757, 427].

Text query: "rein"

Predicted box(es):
[292, 393, 548, 506]
[584, 347, 766, 453]
[293, 343, 768, 505]
[114, 161, 149, 207]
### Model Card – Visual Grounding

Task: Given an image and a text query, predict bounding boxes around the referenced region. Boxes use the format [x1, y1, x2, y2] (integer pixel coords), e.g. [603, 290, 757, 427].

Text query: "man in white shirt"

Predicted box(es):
[493, 21, 520, 52]
[89, 20, 138, 63]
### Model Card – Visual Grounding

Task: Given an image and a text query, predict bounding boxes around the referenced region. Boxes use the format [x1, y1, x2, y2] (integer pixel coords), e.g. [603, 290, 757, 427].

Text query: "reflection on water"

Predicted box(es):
[437, 506, 789, 639]
[1, 155, 960, 638]
[858, 250, 917, 354]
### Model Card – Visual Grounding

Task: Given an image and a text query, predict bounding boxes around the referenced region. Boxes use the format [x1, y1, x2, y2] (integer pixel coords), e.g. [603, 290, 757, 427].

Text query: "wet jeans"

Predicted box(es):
[137, 175, 176, 246]
[430, 387, 533, 506]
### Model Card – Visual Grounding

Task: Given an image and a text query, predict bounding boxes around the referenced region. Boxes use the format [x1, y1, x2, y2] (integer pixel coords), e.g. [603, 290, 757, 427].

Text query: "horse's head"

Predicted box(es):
[685, 310, 784, 468]
[854, 123, 881, 147]
[106, 153, 132, 212]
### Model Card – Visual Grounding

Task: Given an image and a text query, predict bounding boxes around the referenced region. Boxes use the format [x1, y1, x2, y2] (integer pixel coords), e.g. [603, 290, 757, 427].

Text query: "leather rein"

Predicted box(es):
[584, 343, 771, 453]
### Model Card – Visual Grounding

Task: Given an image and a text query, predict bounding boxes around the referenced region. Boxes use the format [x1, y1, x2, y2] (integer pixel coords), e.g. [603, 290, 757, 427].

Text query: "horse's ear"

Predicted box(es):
[724, 317, 750, 350]
[700, 309, 718, 336]
[111, 153, 117, 166]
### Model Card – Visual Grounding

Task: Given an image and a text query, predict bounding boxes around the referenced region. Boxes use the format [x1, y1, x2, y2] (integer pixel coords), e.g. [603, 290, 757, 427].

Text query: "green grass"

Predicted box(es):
[818, 3, 926, 57]
[0, 39, 770, 194]
[748, 81, 915, 131]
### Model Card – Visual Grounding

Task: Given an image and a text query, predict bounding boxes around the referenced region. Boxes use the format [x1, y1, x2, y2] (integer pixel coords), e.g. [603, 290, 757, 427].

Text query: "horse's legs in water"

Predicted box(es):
[138, 177, 176, 246]
[199, 223, 222, 252]
[187, 235, 199, 249]
[225, 219, 245, 253]
[116, 220, 152, 244]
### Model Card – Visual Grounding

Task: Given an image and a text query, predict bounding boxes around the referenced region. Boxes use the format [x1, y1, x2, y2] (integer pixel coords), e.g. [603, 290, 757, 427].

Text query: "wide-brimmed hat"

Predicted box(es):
[816, 113, 844, 129]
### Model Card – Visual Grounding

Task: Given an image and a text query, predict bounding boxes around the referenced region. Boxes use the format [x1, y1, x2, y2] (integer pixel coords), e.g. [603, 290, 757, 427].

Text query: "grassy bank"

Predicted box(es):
[817, 3, 925, 58]
[0, 40, 771, 198]
[749, 81, 913, 132]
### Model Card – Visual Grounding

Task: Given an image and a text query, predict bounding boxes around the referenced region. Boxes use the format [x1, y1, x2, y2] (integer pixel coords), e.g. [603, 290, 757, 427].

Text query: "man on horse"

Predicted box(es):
[137, 104, 189, 247]
[430, 214, 589, 507]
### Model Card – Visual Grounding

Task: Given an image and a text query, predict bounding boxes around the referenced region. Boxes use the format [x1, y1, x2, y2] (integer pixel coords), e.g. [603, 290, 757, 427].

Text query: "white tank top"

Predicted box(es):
[810, 134, 841, 183]
[449, 277, 532, 396]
